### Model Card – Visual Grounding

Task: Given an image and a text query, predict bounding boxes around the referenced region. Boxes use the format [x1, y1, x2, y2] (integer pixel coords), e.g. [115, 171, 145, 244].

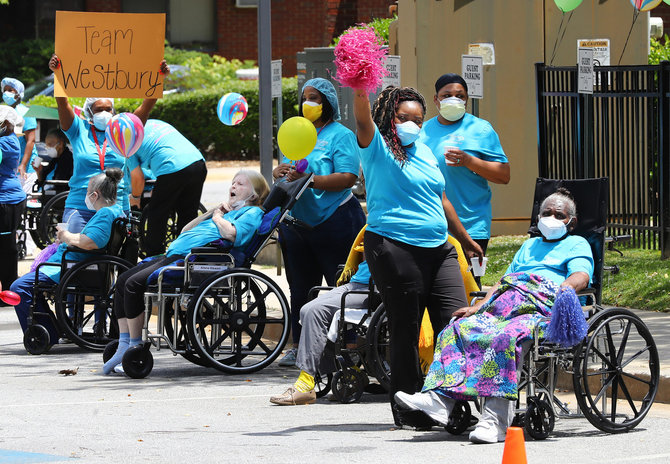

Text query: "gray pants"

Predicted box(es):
[296, 282, 369, 375]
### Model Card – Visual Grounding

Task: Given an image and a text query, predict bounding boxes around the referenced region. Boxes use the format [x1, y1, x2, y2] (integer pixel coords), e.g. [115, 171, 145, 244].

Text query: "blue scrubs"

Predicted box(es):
[166, 206, 264, 257]
[360, 126, 448, 248]
[281, 122, 360, 227]
[126, 119, 204, 177]
[420, 113, 508, 240]
[0, 134, 26, 205]
[63, 117, 130, 217]
[506, 235, 594, 285]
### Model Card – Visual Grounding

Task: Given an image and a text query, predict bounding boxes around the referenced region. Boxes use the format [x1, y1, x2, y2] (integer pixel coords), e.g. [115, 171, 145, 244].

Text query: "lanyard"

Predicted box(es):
[316, 121, 330, 136]
[90, 129, 107, 171]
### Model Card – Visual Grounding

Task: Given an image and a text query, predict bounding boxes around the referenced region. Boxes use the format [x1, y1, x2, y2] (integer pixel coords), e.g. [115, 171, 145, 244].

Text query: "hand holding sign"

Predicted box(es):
[54, 11, 166, 98]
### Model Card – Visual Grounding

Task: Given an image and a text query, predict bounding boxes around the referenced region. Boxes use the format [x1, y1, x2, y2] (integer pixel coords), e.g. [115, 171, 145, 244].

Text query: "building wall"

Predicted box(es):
[85, 0, 121, 12]
[395, 0, 650, 236]
[216, 0, 392, 76]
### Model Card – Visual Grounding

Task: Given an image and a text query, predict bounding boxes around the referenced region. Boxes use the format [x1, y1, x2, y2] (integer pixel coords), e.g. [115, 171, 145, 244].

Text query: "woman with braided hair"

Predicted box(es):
[353, 85, 483, 427]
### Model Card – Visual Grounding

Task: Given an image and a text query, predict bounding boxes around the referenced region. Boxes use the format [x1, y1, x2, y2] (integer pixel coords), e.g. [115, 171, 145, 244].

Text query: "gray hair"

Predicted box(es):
[89, 168, 124, 204]
[540, 187, 577, 218]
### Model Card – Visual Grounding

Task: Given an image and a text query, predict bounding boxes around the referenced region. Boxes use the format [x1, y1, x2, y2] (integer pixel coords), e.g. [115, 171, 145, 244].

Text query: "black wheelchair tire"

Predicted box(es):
[524, 396, 555, 440]
[23, 324, 51, 355]
[103, 339, 119, 363]
[367, 304, 391, 392]
[37, 191, 68, 248]
[122, 343, 154, 379]
[331, 368, 365, 404]
[572, 307, 659, 434]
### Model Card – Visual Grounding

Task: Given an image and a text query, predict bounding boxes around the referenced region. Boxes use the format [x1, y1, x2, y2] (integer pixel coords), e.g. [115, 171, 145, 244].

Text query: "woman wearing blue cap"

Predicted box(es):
[273, 78, 366, 367]
[47, 54, 169, 233]
[2, 77, 38, 186]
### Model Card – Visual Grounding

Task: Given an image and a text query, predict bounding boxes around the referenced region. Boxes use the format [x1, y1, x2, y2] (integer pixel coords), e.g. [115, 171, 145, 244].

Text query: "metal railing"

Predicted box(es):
[536, 62, 670, 258]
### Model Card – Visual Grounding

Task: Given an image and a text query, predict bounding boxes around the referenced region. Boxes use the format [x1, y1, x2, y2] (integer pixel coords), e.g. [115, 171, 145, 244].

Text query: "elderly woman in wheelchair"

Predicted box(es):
[394, 188, 594, 443]
[102, 169, 269, 374]
[11, 168, 125, 346]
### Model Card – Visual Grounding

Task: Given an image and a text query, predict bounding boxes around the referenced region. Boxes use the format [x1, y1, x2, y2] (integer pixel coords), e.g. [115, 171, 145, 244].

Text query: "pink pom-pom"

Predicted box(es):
[334, 26, 388, 94]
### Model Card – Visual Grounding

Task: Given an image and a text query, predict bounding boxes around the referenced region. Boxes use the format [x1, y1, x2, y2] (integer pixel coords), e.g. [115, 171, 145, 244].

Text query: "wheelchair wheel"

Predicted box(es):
[103, 339, 119, 363]
[37, 191, 68, 247]
[314, 372, 333, 398]
[572, 308, 659, 433]
[367, 304, 390, 392]
[23, 324, 52, 355]
[331, 368, 366, 403]
[445, 400, 472, 435]
[122, 344, 154, 379]
[524, 396, 555, 440]
[187, 269, 290, 374]
[162, 297, 208, 367]
[55, 256, 131, 351]
[138, 203, 207, 258]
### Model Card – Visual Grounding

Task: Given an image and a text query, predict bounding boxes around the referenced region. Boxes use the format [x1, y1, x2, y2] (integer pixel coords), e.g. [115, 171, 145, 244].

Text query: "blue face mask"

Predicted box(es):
[395, 121, 421, 147]
[3, 91, 17, 106]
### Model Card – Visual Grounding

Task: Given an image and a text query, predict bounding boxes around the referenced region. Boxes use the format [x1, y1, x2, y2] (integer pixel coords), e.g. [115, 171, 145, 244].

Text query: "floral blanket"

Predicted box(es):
[422, 272, 559, 400]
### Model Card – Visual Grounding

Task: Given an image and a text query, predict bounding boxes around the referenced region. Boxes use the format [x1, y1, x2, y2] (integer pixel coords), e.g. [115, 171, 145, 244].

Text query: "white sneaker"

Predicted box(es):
[394, 391, 454, 426]
[469, 420, 507, 444]
[469, 397, 513, 444]
[113, 364, 125, 374]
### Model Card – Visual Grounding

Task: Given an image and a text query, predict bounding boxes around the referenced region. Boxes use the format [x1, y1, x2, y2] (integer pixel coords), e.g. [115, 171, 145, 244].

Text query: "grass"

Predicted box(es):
[481, 235, 670, 313]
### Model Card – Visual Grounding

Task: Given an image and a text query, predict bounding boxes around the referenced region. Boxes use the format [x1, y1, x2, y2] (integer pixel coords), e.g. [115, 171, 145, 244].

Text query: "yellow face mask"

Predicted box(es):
[302, 101, 323, 122]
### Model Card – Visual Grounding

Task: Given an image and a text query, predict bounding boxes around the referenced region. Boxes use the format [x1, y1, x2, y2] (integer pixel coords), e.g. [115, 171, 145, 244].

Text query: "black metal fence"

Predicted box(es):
[535, 62, 670, 258]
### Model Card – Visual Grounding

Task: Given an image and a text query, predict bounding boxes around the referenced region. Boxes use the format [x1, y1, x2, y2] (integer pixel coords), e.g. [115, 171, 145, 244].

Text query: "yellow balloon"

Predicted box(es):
[277, 116, 317, 161]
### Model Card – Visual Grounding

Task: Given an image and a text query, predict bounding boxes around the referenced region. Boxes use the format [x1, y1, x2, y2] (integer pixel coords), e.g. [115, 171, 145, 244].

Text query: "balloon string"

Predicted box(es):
[619, 9, 639, 66]
[549, 12, 566, 66]
[550, 11, 574, 66]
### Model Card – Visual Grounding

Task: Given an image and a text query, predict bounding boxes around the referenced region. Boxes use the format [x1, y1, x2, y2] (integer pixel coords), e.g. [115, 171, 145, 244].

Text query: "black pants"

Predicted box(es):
[364, 231, 467, 407]
[0, 199, 26, 297]
[144, 160, 207, 257]
[279, 196, 366, 345]
[113, 255, 184, 319]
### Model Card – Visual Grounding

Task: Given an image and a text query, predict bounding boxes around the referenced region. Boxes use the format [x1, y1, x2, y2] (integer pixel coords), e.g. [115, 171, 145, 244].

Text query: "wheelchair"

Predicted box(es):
[16, 180, 70, 258]
[441, 177, 660, 439]
[306, 276, 389, 404]
[103, 174, 314, 379]
[23, 216, 138, 354]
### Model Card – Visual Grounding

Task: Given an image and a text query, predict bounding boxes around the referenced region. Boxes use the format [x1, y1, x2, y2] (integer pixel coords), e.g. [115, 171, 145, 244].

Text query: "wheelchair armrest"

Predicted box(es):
[308, 285, 335, 301]
[469, 291, 487, 298]
[65, 245, 106, 255]
[190, 246, 229, 254]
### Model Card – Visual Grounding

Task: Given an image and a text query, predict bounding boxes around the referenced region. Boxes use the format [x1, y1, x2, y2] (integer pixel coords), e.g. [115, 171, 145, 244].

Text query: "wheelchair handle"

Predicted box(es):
[283, 214, 313, 231]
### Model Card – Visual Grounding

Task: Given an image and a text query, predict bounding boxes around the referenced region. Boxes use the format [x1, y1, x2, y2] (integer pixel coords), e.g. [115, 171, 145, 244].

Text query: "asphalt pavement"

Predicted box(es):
[2, 164, 669, 463]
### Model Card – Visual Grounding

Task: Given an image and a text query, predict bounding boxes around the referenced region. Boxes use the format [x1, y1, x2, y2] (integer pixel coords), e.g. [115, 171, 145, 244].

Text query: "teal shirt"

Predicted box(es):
[505, 235, 594, 285]
[166, 206, 264, 257]
[126, 120, 204, 177]
[359, 126, 448, 248]
[63, 117, 130, 212]
[14, 104, 38, 174]
[281, 122, 360, 227]
[41, 204, 125, 283]
[350, 261, 372, 285]
[419, 114, 507, 240]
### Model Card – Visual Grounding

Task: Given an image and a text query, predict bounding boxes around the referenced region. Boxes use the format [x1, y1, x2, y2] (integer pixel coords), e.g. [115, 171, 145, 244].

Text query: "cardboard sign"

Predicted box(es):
[54, 11, 166, 98]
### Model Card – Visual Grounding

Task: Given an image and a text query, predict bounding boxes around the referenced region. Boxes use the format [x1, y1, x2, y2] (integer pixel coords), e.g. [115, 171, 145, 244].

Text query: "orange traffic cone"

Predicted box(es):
[501, 427, 527, 464]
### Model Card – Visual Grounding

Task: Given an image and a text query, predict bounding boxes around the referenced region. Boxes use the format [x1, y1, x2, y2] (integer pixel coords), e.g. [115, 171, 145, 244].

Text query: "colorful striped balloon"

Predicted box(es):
[630, 0, 662, 11]
[105, 112, 144, 158]
[217, 93, 248, 126]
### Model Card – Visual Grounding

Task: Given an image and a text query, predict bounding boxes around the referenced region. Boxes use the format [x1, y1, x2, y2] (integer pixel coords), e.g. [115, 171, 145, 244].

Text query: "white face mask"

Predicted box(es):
[439, 97, 466, 122]
[92, 111, 113, 131]
[538, 216, 569, 240]
[85, 192, 97, 211]
[230, 192, 256, 210]
[395, 121, 421, 146]
[45, 146, 58, 158]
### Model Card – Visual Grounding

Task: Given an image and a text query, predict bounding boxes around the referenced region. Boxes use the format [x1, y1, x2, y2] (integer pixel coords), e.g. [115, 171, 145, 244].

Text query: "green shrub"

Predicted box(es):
[30, 78, 298, 160]
[331, 16, 396, 46]
[0, 38, 54, 86]
[649, 35, 670, 65]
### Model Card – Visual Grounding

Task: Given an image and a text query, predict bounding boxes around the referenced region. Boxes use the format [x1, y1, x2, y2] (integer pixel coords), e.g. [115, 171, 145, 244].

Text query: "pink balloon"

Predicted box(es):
[104, 113, 145, 158]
